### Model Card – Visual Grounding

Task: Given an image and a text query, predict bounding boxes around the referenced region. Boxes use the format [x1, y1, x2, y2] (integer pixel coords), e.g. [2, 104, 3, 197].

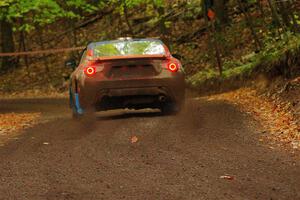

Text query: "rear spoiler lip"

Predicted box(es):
[93, 54, 168, 61]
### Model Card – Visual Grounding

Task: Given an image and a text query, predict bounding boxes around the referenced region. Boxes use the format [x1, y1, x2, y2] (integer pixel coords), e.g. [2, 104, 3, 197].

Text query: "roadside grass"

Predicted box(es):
[187, 33, 300, 88]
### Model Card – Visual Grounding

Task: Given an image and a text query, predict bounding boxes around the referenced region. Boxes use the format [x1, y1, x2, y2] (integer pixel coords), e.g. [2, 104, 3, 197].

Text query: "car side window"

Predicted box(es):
[79, 50, 87, 67]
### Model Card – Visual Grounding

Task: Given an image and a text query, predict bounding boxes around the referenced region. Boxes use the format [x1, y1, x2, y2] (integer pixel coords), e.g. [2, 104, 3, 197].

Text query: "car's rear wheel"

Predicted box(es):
[72, 109, 84, 119]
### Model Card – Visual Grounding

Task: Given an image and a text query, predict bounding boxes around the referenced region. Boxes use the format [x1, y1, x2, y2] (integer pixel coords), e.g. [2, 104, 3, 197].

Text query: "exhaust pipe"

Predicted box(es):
[158, 95, 166, 102]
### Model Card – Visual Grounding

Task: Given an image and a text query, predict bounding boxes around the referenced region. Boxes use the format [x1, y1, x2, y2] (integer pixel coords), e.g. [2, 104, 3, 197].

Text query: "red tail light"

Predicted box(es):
[168, 62, 179, 72]
[84, 66, 96, 76]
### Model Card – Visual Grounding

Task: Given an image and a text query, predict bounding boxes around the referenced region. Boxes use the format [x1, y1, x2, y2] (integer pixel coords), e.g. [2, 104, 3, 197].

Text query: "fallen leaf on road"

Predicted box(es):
[0, 112, 41, 145]
[131, 136, 138, 143]
[43, 142, 49, 145]
[291, 141, 299, 149]
[220, 175, 234, 180]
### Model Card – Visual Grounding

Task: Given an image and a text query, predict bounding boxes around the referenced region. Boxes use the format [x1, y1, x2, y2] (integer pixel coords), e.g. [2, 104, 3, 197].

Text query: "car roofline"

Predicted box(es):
[93, 54, 167, 61]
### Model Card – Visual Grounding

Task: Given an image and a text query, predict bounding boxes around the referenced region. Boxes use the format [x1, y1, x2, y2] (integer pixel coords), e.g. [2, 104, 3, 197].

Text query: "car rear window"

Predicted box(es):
[93, 40, 166, 57]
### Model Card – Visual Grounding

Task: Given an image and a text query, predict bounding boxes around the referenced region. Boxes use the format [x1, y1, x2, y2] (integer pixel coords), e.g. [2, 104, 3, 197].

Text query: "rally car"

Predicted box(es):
[66, 38, 185, 117]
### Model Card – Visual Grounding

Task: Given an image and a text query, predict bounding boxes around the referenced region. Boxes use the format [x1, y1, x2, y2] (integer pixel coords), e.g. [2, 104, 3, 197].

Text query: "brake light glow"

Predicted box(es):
[84, 66, 96, 76]
[168, 63, 178, 72]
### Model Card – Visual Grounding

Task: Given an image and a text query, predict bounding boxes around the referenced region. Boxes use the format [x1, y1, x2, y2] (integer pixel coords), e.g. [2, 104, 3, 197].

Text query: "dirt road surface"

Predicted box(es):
[0, 98, 299, 200]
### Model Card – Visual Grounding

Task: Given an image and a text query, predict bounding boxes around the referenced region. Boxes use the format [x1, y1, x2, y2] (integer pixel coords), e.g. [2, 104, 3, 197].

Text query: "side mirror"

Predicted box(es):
[172, 54, 183, 60]
[65, 59, 77, 70]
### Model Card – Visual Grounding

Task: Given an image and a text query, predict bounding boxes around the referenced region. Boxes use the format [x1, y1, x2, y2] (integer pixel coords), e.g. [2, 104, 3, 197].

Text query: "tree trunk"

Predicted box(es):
[202, 1, 223, 76]
[212, 23, 223, 76]
[71, 20, 80, 58]
[256, 0, 266, 22]
[277, 1, 292, 29]
[37, 29, 51, 81]
[122, 0, 134, 36]
[237, 0, 262, 51]
[0, 20, 16, 73]
[286, 0, 300, 32]
[19, 31, 30, 76]
[266, 0, 284, 30]
[214, 0, 228, 25]
[154, 3, 170, 47]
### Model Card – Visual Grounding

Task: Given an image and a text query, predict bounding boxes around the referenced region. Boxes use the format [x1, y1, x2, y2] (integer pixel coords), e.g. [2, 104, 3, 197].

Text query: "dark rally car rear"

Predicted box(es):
[70, 39, 185, 115]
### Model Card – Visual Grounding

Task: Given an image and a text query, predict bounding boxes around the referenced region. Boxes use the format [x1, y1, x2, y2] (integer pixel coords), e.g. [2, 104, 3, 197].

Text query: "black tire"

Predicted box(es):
[72, 110, 83, 119]
[72, 106, 88, 119]
[161, 103, 181, 115]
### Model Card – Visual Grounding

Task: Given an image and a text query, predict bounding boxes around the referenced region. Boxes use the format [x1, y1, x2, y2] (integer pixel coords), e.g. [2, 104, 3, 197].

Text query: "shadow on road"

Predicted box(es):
[95, 109, 162, 121]
[0, 98, 69, 114]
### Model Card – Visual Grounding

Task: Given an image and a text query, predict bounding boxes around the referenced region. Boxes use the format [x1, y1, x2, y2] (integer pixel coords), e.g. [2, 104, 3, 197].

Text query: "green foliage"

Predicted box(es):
[187, 69, 218, 87]
[0, 0, 14, 7]
[66, 0, 98, 12]
[114, 0, 164, 18]
[188, 32, 300, 88]
[0, 0, 103, 32]
[182, 0, 202, 20]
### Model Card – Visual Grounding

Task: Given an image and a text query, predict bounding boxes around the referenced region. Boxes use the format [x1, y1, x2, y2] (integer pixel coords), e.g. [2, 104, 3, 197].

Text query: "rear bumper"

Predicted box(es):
[78, 74, 185, 110]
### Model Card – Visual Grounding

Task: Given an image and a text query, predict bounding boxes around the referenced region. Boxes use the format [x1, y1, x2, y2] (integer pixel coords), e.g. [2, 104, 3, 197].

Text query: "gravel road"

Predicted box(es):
[0, 98, 299, 200]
